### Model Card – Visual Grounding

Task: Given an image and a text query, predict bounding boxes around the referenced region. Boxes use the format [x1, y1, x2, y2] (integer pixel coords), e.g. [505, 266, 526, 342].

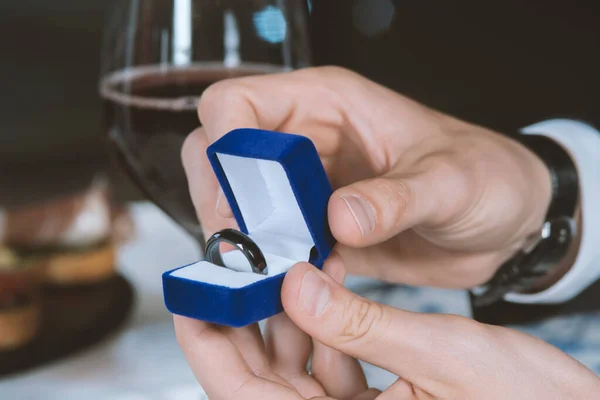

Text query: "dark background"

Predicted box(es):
[0, 0, 109, 206]
[1, 0, 598, 206]
[311, 0, 599, 131]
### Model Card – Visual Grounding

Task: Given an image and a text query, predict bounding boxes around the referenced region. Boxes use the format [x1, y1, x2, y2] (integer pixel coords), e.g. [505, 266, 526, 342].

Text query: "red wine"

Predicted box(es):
[100, 64, 286, 241]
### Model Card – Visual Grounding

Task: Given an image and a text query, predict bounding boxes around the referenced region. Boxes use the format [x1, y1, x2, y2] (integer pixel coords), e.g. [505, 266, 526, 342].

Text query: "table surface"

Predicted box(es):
[0, 203, 598, 399]
[0, 203, 206, 400]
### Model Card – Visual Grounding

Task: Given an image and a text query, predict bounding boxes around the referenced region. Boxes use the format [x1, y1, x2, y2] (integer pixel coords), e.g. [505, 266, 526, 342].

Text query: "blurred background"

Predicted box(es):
[0, 0, 110, 204]
[0, 0, 598, 398]
[1, 0, 597, 180]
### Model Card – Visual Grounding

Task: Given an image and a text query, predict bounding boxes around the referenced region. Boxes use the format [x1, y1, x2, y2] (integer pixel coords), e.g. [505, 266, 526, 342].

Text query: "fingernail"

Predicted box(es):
[216, 190, 234, 218]
[341, 195, 376, 236]
[298, 271, 330, 316]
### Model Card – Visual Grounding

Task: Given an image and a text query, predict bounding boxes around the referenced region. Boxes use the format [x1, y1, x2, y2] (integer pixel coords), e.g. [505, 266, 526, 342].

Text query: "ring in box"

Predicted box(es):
[162, 128, 335, 327]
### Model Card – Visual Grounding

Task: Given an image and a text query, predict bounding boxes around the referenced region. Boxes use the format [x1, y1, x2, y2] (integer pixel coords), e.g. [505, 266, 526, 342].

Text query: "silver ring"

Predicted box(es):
[205, 229, 268, 275]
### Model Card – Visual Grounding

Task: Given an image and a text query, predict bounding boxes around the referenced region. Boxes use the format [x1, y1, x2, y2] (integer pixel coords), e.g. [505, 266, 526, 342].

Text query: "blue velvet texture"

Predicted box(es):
[163, 129, 335, 327]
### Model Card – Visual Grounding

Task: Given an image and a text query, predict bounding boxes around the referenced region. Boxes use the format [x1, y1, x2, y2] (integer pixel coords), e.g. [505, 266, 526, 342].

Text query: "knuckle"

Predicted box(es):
[392, 178, 417, 210]
[436, 155, 478, 218]
[371, 177, 415, 225]
[302, 65, 357, 83]
[198, 79, 228, 105]
[418, 153, 477, 227]
[437, 157, 472, 192]
[198, 80, 245, 121]
[339, 297, 386, 344]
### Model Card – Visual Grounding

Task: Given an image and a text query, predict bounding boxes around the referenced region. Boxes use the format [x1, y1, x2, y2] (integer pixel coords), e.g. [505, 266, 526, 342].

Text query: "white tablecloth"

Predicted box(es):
[0, 203, 206, 400]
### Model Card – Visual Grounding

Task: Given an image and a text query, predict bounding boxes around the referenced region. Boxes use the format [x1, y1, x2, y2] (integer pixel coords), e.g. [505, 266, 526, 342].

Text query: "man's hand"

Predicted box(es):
[176, 66, 600, 399]
[183, 66, 552, 289]
[174, 261, 600, 399]
[281, 262, 600, 399]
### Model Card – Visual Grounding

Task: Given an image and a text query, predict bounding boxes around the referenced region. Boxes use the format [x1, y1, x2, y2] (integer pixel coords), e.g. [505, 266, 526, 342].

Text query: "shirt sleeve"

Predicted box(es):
[504, 119, 600, 304]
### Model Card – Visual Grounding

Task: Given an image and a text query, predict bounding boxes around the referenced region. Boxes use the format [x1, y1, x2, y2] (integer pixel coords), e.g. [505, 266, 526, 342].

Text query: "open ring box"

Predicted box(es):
[162, 128, 335, 327]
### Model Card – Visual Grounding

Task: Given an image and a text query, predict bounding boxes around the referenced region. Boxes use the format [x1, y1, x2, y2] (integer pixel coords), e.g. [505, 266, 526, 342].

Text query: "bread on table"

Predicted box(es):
[0, 246, 43, 350]
[0, 178, 134, 286]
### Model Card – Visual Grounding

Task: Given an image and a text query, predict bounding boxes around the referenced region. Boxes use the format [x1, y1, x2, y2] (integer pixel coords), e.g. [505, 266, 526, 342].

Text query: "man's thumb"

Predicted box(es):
[282, 262, 487, 388]
[328, 162, 467, 247]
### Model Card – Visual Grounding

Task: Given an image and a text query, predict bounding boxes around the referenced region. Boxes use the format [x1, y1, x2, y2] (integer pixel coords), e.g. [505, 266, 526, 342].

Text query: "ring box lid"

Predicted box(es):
[206, 128, 335, 266]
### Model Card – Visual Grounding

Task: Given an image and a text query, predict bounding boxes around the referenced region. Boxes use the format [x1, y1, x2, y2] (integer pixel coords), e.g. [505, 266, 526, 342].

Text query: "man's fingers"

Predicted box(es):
[329, 155, 472, 247]
[329, 175, 419, 247]
[196, 67, 443, 166]
[332, 230, 506, 288]
[197, 68, 345, 155]
[281, 263, 493, 390]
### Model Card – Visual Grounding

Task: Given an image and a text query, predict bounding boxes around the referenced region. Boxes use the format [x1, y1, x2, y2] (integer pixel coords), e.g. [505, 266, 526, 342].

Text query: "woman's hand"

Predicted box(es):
[174, 261, 379, 400]
[174, 261, 600, 399]
[183, 66, 552, 289]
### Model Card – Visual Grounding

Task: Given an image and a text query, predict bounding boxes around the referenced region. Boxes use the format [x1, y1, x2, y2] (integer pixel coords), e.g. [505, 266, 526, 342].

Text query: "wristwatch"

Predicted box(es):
[472, 134, 580, 307]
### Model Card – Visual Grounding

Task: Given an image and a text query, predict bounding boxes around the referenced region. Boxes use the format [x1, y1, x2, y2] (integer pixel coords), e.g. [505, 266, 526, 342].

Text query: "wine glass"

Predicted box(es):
[99, 0, 312, 248]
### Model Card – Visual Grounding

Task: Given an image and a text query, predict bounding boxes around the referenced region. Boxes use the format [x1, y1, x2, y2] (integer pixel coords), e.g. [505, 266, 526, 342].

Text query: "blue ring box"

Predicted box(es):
[162, 128, 335, 327]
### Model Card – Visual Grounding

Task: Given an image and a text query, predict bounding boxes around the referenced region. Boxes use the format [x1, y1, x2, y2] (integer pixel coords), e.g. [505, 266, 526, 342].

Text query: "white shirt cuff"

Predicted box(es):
[504, 119, 600, 304]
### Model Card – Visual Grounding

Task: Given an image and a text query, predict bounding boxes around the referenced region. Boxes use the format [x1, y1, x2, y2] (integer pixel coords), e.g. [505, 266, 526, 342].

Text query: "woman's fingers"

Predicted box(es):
[376, 379, 434, 400]
[174, 316, 302, 400]
[223, 323, 293, 388]
[352, 389, 383, 400]
[181, 127, 237, 237]
[310, 254, 368, 399]
[173, 316, 255, 397]
[264, 313, 325, 398]
[264, 254, 370, 400]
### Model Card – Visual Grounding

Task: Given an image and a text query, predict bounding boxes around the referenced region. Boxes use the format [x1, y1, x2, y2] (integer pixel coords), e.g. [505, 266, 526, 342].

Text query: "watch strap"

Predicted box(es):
[472, 134, 579, 307]
[516, 134, 578, 221]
